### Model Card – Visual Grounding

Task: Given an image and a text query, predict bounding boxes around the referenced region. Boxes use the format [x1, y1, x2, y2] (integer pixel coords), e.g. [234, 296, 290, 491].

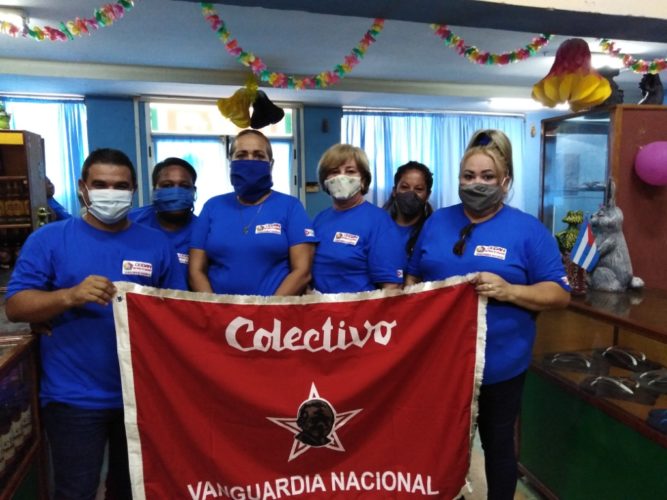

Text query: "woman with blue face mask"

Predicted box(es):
[129, 157, 198, 279]
[311, 144, 405, 294]
[189, 129, 318, 296]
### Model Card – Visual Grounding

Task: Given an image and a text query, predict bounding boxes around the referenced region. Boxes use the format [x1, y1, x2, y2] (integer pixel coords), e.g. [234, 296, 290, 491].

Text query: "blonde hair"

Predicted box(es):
[466, 129, 513, 180]
[317, 144, 372, 195]
[460, 146, 510, 183]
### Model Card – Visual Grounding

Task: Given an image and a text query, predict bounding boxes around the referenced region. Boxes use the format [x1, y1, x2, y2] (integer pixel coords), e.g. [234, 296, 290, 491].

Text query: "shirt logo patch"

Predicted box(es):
[255, 223, 282, 235]
[177, 253, 189, 264]
[397, 269, 404, 278]
[473, 245, 507, 260]
[333, 232, 360, 246]
[304, 228, 315, 237]
[122, 260, 153, 277]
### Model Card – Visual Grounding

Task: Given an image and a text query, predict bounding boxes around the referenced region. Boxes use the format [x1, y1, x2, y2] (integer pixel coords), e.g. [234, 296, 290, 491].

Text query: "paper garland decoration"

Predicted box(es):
[201, 3, 384, 89]
[0, 0, 135, 41]
[431, 24, 552, 65]
[599, 39, 667, 74]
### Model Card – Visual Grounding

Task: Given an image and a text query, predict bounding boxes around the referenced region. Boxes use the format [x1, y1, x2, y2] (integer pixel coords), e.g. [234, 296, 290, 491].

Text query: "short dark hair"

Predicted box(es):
[81, 148, 137, 187]
[229, 129, 273, 161]
[151, 157, 197, 187]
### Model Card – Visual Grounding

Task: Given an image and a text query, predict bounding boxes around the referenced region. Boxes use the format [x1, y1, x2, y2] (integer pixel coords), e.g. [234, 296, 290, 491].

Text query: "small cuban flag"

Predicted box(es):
[571, 217, 600, 272]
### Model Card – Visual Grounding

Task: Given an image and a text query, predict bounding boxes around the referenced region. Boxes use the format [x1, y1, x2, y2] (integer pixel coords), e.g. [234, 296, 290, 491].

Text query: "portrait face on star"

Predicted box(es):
[295, 399, 335, 447]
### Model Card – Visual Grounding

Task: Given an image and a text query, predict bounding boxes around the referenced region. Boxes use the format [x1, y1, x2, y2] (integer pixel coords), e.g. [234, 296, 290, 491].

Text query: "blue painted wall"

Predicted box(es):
[303, 106, 343, 218]
[85, 96, 137, 165]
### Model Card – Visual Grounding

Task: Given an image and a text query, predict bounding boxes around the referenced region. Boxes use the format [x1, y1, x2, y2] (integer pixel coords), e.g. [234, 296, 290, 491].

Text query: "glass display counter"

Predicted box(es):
[0, 335, 45, 500]
[519, 281, 667, 499]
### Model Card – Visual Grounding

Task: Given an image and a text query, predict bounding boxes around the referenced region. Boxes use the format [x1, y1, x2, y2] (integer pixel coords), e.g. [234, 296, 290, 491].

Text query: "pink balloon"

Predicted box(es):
[635, 141, 667, 186]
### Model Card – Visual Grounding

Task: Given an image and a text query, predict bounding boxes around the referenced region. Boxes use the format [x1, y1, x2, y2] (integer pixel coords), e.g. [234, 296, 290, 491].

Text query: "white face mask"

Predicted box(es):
[84, 187, 133, 224]
[324, 174, 362, 201]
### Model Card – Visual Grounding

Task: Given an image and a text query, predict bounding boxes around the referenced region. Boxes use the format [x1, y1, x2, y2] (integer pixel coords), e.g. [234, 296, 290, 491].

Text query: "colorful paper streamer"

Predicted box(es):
[0, 1, 135, 41]
[431, 24, 552, 65]
[599, 39, 667, 74]
[201, 3, 384, 89]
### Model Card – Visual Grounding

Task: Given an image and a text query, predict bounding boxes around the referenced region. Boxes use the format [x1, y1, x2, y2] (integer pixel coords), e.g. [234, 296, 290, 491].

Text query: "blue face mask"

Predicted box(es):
[230, 160, 273, 202]
[152, 187, 195, 212]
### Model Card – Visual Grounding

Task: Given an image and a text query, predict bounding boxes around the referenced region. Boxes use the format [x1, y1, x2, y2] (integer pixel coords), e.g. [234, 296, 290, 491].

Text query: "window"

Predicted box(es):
[147, 101, 297, 213]
[3, 97, 88, 216]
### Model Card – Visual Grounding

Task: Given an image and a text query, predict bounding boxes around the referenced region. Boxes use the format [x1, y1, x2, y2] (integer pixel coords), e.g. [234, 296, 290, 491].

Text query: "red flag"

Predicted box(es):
[113, 279, 485, 499]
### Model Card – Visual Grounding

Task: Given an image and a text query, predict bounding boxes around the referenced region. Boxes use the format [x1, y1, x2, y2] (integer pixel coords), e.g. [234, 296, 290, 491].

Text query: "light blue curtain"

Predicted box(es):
[153, 135, 228, 215]
[342, 112, 525, 210]
[4, 98, 88, 216]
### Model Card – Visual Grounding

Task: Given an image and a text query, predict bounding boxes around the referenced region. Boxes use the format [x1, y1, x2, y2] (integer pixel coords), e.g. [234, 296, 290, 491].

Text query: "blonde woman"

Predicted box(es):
[311, 144, 405, 293]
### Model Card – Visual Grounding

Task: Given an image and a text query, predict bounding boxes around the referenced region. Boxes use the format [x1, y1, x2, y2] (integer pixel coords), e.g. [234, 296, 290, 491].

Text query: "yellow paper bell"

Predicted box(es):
[217, 77, 258, 128]
[532, 38, 611, 112]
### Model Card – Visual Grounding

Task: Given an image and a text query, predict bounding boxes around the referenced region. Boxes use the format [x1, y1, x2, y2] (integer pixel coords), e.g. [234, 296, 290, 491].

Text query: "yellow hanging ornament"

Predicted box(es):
[217, 77, 258, 128]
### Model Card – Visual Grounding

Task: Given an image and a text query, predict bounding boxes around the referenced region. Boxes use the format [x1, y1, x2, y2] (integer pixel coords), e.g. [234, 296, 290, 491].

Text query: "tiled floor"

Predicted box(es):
[466, 431, 544, 500]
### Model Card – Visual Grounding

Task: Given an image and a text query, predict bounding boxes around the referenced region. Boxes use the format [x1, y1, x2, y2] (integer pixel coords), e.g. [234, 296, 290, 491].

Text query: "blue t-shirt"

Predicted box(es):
[312, 201, 406, 293]
[408, 204, 569, 384]
[394, 221, 414, 256]
[6, 217, 186, 409]
[129, 205, 197, 277]
[47, 197, 72, 220]
[190, 191, 318, 296]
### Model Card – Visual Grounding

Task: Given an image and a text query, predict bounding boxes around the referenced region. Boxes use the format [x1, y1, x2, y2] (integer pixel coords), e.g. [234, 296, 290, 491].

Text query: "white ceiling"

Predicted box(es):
[1, 0, 666, 112]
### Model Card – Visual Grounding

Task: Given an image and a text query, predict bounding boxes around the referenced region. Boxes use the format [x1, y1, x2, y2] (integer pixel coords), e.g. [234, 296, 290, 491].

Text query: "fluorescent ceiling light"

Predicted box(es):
[0, 6, 27, 25]
[488, 98, 569, 111]
[590, 53, 624, 70]
[472, 0, 667, 19]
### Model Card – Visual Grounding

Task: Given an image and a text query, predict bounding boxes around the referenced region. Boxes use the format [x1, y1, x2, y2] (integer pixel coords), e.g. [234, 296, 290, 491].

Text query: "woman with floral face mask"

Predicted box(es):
[383, 161, 434, 257]
[311, 144, 405, 293]
[405, 130, 570, 500]
[129, 157, 198, 281]
[189, 130, 318, 296]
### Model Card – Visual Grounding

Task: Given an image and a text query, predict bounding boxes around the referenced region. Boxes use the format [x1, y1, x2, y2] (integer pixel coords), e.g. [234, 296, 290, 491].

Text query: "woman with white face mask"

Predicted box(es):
[311, 144, 405, 293]
[406, 130, 570, 500]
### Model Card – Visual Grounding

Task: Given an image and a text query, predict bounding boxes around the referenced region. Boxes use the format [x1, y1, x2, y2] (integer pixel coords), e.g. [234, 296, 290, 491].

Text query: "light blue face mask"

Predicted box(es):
[152, 187, 195, 212]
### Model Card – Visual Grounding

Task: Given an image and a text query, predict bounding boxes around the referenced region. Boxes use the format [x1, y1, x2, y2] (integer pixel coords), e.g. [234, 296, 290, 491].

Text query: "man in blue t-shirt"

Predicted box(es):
[6, 148, 185, 500]
[129, 157, 198, 281]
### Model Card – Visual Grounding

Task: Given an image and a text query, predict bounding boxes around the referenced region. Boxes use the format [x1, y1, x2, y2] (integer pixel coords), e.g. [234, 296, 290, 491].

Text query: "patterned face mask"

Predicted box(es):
[324, 174, 362, 201]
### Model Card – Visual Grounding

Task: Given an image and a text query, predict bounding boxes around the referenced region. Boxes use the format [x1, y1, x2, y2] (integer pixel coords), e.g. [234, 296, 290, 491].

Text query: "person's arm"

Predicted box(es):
[6, 275, 117, 323]
[378, 283, 401, 290]
[404, 274, 422, 287]
[188, 248, 214, 293]
[470, 272, 570, 312]
[274, 243, 316, 296]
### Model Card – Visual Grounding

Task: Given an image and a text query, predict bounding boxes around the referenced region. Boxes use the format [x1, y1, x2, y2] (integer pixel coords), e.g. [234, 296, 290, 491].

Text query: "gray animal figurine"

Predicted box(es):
[596, 66, 624, 107]
[589, 180, 644, 292]
[638, 74, 664, 105]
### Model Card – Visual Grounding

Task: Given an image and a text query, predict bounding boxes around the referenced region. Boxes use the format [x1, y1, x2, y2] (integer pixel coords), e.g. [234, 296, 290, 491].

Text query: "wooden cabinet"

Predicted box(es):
[0, 131, 49, 289]
[0, 335, 45, 500]
[520, 291, 667, 499]
[521, 105, 667, 499]
[540, 104, 667, 291]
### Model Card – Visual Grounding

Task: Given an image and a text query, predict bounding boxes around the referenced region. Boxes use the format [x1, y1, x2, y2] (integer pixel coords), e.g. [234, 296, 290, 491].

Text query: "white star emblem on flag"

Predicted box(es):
[267, 382, 362, 462]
